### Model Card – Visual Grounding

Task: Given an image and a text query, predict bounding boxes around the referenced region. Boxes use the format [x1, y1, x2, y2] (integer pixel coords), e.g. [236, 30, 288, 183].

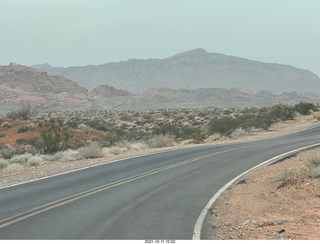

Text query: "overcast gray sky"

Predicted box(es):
[0, 0, 319, 76]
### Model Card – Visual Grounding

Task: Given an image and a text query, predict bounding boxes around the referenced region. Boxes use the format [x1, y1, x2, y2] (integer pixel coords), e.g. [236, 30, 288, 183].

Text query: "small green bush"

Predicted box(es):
[207, 116, 240, 136]
[0, 144, 15, 160]
[17, 125, 30, 133]
[38, 120, 73, 154]
[294, 102, 316, 115]
[16, 138, 28, 145]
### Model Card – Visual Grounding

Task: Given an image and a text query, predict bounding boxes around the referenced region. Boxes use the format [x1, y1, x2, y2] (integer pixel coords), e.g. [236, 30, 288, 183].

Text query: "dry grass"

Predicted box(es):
[277, 148, 320, 188]
[79, 142, 104, 159]
[147, 134, 175, 148]
[0, 158, 8, 169]
[308, 149, 320, 167]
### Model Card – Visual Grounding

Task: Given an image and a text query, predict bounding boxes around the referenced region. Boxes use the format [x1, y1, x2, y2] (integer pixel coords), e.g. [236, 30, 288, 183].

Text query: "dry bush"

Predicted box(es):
[79, 142, 104, 159]
[308, 149, 320, 167]
[9, 154, 33, 164]
[0, 144, 15, 160]
[115, 140, 148, 151]
[39, 152, 63, 162]
[59, 150, 79, 161]
[206, 133, 222, 142]
[0, 158, 8, 169]
[106, 146, 127, 155]
[27, 155, 45, 166]
[148, 134, 175, 148]
[230, 127, 247, 138]
[277, 149, 320, 188]
[2, 163, 24, 173]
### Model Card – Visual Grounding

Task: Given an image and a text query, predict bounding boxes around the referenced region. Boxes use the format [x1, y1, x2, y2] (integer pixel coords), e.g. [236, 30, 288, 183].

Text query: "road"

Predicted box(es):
[0, 125, 319, 239]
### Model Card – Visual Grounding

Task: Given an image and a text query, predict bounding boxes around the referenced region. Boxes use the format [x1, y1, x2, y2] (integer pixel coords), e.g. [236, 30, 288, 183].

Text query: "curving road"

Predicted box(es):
[0, 125, 320, 239]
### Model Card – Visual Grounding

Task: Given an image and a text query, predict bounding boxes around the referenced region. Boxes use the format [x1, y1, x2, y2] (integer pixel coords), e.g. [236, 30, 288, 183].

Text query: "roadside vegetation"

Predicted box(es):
[0, 102, 319, 172]
[277, 148, 320, 188]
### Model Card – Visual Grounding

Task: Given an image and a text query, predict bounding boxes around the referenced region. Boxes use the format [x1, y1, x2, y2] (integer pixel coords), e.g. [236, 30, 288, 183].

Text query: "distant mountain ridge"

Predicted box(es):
[32, 48, 320, 94]
[0, 63, 320, 115]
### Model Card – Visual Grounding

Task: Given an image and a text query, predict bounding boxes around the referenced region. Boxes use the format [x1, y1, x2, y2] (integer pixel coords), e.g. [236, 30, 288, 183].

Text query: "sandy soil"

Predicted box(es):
[211, 113, 320, 240]
[212, 148, 320, 240]
[1, 112, 320, 240]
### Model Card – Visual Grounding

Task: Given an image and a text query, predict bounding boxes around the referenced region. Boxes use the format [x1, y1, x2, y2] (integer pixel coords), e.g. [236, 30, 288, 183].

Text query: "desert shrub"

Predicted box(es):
[9, 154, 32, 164]
[107, 146, 126, 155]
[277, 150, 320, 187]
[128, 142, 148, 151]
[115, 140, 148, 151]
[294, 102, 316, 115]
[148, 134, 175, 148]
[114, 140, 133, 150]
[24, 137, 42, 150]
[59, 150, 79, 161]
[102, 132, 121, 146]
[17, 125, 30, 133]
[27, 155, 44, 166]
[269, 104, 295, 121]
[94, 123, 111, 132]
[230, 128, 247, 138]
[0, 144, 15, 159]
[1, 121, 11, 128]
[7, 105, 39, 120]
[38, 120, 73, 154]
[40, 152, 63, 162]
[153, 123, 206, 143]
[16, 138, 28, 145]
[254, 104, 296, 130]
[69, 140, 87, 150]
[22, 145, 38, 155]
[207, 116, 240, 136]
[254, 108, 275, 130]
[308, 150, 320, 168]
[207, 133, 222, 142]
[120, 114, 133, 122]
[126, 129, 148, 142]
[153, 124, 181, 138]
[0, 158, 8, 169]
[79, 142, 104, 159]
[2, 163, 24, 173]
[186, 127, 206, 143]
[0, 133, 7, 138]
[236, 114, 256, 132]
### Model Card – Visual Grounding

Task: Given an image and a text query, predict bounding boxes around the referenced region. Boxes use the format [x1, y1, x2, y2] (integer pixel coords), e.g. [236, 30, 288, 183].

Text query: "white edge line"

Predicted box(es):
[192, 142, 320, 240]
[0, 146, 191, 191]
[2, 124, 319, 191]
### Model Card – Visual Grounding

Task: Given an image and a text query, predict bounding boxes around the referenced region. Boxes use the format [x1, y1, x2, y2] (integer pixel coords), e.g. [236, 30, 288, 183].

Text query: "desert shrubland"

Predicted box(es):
[0, 102, 319, 172]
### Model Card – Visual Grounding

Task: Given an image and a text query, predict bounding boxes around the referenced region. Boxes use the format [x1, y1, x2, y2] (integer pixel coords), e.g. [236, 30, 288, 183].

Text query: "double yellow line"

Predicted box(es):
[0, 147, 240, 229]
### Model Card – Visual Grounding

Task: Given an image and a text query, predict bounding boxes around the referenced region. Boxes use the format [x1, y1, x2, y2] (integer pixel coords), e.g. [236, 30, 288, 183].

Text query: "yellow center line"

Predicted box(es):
[0, 146, 243, 229]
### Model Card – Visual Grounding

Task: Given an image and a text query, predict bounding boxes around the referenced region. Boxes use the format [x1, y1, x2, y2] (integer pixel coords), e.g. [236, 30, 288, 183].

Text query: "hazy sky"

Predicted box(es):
[1, 0, 319, 76]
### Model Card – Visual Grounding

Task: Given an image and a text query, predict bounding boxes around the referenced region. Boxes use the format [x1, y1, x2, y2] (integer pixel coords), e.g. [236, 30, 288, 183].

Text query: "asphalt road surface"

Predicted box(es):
[0, 125, 319, 239]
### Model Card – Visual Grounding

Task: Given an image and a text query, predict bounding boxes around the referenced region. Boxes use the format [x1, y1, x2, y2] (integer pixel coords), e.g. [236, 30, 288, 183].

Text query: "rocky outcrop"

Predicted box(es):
[0, 64, 89, 107]
[90, 85, 132, 98]
[0, 64, 131, 109]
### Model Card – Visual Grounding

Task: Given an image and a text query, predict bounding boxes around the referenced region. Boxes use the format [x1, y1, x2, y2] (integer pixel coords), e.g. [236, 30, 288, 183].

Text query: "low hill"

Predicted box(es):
[87, 87, 320, 111]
